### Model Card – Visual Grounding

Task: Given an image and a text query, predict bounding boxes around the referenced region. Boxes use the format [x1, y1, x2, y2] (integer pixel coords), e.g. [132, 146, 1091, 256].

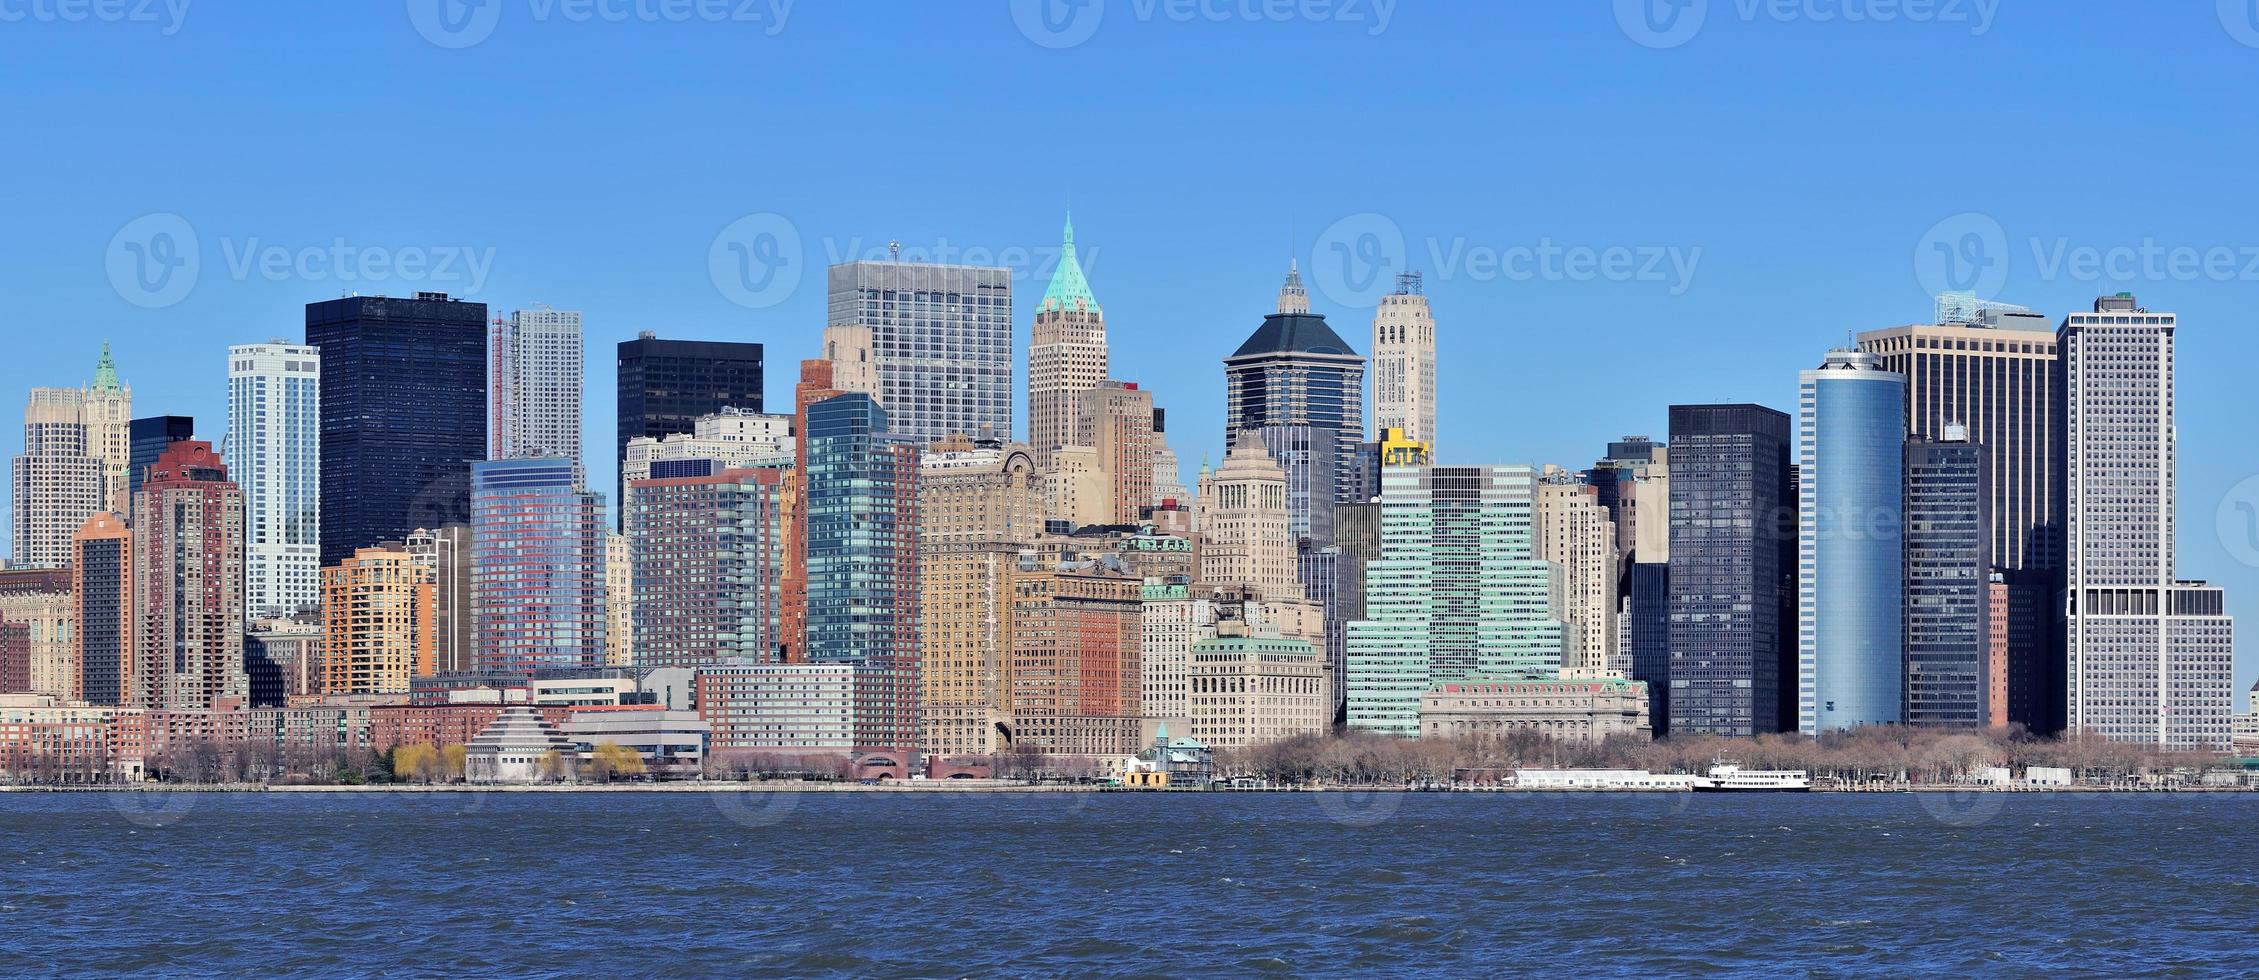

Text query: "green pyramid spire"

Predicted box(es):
[1039, 210, 1100, 315]
[90, 342, 123, 394]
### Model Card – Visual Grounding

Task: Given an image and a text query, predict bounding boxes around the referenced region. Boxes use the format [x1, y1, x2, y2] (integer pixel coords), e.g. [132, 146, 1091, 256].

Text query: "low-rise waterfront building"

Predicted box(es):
[1420, 678, 1654, 742]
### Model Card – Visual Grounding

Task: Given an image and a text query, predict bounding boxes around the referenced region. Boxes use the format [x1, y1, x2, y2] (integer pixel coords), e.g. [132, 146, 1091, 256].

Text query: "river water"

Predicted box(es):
[0, 791, 2249, 975]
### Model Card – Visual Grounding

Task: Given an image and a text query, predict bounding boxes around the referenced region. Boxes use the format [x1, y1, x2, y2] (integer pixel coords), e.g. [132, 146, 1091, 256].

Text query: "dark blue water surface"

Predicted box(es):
[1, 790, 2253, 975]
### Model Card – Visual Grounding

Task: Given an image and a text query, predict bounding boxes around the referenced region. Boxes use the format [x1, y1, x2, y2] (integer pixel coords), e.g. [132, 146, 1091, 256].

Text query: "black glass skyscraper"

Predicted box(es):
[1666, 403, 1794, 737]
[127, 415, 193, 496]
[614, 332, 764, 522]
[307, 292, 487, 567]
[1904, 432, 1990, 726]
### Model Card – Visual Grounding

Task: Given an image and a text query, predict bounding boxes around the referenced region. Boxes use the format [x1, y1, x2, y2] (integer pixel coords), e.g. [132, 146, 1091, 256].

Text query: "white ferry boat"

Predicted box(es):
[1693, 763, 1811, 793]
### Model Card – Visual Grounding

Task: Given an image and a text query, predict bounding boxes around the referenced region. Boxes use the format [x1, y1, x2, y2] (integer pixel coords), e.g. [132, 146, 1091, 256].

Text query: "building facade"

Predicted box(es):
[308, 293, 487, 567]
[1667, 404, 1794, 738]
[489, 307, 583, 462]
[826, 259, 1013, 447]
[321, 546, 435, 695]
[227, 342, 322, 621]
[628, 468, 787, 669]
[1797, 350, 1906, 734]
[1187, 631, 1329, 749]
[131, 441, 248, 710]
[1904, 430, 1991, 727]
[1195, 431, 1300, 602]
[1370, 272, 1436, 449]
[0, 568, 74, 701]
[1224, 265, 1366, 509]
[2061, 294, 2235, 749]
[127, 415, 193, 498]
[470, 458, 606, 674]
[917, 438, 1042, 758]
[12, 387, 105, 568]
[1347, 465, 1568, 736]
[1537, 473, 1618, 675]
[802, 393, 922, 754]
[69, 519, 130, 706]
[1419, 678, 1653, 742]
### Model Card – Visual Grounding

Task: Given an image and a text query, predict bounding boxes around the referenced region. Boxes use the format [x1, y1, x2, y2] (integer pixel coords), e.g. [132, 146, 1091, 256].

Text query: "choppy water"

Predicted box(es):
[1, 791, 2253, 975]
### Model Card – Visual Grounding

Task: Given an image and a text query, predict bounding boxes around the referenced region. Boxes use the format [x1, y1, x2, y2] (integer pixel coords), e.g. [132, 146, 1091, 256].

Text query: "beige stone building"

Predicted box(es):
[321, 546, 434, 696]
[1070, 380, 1154, 526]
[0, 568, 74, 700]
[918, 439, 1042, 757]
[603, 531, 633, 668]
[1419, 678, 1653, 742]
[1537, 473, 1618, 675]
[1371, 273, 1436, 449]
[1187, 629, 1329, 749]
[1195, 431, 1300, 603]
[1027, 213, 1106, 465]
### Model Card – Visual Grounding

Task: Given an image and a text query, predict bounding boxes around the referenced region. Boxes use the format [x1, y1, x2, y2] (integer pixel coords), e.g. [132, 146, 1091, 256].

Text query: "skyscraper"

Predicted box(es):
[1028, 213, 1106, 462]
[1346, 464, 1568, 736]
[1009, 557, 1145, 756]
[802, 392, 922, 755]
[1371, 272, 1436, 448]
[404, 525, 475, 675]
[628, 467, 787, 670]
[1796, 350, 1906, 734]
[1224, 264, 1367, 508]
[11, 388, 104, 568]
[826, 258, 1013, 447]
[1856, 297, 2060, 731]
[1667, 404, 1793, 738]
[227, 342, 322, 621]
[2061, 294, 2235, 749]
[308, 292, 487, 567]
[131, 441, 247, 710]
[470, 457, 606, 674]
[614, 332, 765, 524]
[490, 307, 584, 461]
[1904, 428, 1991, 727]
[127, 415, 193, 497]
[71, 513, 131, 706]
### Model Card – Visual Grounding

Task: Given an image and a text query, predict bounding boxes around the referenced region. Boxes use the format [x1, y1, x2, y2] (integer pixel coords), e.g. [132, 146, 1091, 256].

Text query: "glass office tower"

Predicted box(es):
[1796, 350, 1906, 734]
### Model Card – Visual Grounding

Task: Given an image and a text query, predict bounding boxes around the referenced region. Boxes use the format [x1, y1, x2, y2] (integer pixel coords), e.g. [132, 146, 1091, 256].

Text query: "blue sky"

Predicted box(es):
[4, 2, 2257, 689]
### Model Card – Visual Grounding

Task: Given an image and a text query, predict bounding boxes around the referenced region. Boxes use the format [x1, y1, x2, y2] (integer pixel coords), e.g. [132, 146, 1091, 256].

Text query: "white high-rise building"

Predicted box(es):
[490, 307, 584, 462]
[618, 408, 793, 518]
[1371, 272, 1436, 448]
[227, 342, 322, 620]
[2062, 293, 2235, 749]
[10, 388, 104, 567]
[826, 259, 1013, 447]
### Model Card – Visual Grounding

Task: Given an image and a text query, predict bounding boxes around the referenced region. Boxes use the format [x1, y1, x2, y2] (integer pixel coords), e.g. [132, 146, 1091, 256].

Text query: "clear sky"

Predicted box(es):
[4, 2, 2256, 690]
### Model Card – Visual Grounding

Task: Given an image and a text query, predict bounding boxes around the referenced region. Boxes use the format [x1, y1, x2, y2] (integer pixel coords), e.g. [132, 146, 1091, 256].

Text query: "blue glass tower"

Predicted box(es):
[1797, 350, 1907, 733]
[802, 393, 921, 753]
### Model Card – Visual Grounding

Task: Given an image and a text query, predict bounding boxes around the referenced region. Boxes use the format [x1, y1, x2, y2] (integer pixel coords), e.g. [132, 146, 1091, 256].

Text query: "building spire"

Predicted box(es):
[91, 341, 123, 394]
[1039, 208, 1100, 315]
[1277, 259, 1309, 314]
